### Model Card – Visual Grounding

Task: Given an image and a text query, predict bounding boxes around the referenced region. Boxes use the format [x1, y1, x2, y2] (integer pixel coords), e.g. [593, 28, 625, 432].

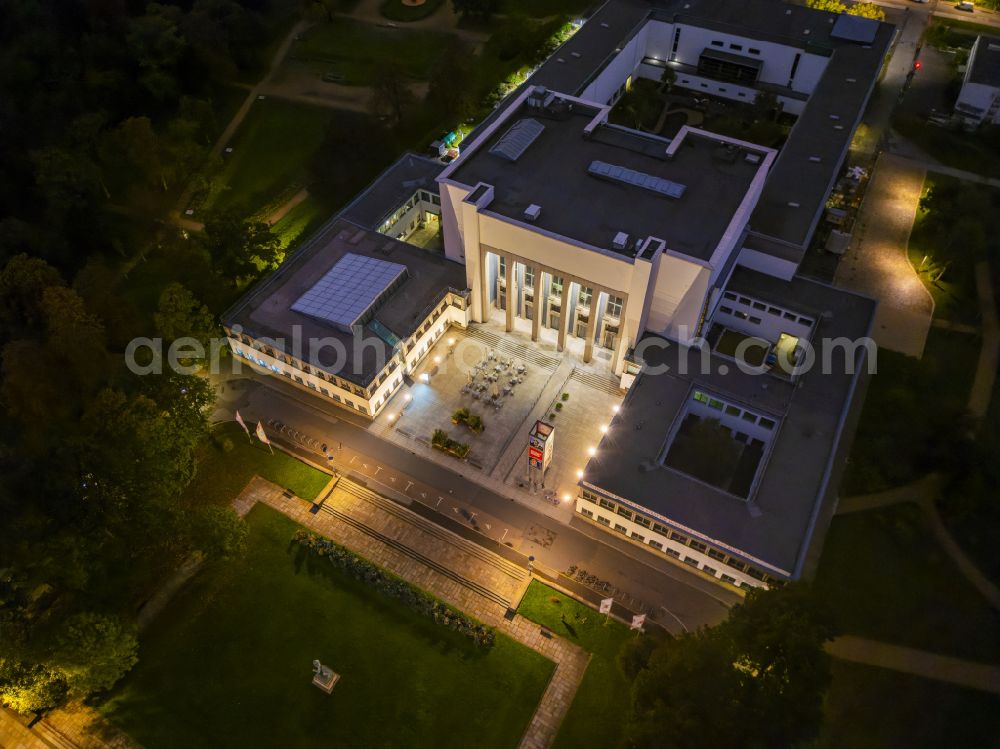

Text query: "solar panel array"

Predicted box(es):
[588, 160, 687, 199]
[490, 118, 546, 162]
[291, 253, 407, 330]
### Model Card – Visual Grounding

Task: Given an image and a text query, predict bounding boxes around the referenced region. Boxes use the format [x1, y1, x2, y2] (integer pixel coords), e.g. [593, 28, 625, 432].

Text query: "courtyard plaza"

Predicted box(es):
[369, 314, 625, 524]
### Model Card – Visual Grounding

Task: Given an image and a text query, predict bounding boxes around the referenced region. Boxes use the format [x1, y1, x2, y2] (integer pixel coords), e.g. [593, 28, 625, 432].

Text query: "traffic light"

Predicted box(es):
[914, 60, 922, 71]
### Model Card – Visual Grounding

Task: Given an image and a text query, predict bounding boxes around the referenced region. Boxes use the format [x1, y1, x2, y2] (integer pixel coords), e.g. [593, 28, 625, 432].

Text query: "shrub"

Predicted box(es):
[549, 412, 556, 419]
[293, 530, 495, 647]
[467, 414, 484, 434]
[452, 407, 471, 425]
[554, 402, 563, 412]
[561, 392, 570, 401]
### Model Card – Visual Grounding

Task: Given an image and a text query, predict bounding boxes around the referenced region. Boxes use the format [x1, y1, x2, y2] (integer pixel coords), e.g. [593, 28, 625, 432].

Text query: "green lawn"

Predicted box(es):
[517, 581, 638, 749]
[290, 19, 451, 85]
[183, 422, 331, 506]
[813, 504, 1000, 663]
[842, 328, 980, 494]
[270, 191, 338, 250]
[814, 661, 1000, 749]
[893, 114, 1000, 180]
[202, 98, 333, 216]
[103, 505, 553, 749]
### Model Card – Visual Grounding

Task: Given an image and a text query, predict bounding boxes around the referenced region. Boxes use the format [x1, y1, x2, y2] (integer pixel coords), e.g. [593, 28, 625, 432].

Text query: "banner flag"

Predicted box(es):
[255, 421, 270, 445]
[631, 613, 646, 631]
[235, 410, 250, 437]
[599, 597, 613, 615]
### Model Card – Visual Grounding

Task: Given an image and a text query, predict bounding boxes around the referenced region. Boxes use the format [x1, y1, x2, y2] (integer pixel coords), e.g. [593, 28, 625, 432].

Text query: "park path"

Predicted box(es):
[834, 153, 933, 357]
[838, 477, 1000, 613]
[171, 18, 312, 220]
[827, 636, 1000, 694]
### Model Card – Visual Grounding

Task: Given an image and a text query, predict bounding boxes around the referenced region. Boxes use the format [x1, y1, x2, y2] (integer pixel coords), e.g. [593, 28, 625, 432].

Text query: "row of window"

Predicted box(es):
[679, 77, 751, 98]
[580, 490, 782, 585]
[721, 291, 815, 327]
[692, 390, 776, 431]
[709, 40, 762, 55]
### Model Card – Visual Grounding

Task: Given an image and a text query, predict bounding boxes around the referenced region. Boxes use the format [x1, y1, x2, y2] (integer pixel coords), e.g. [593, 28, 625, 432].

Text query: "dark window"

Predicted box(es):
[689, 540, 708, 553]
[614, 524, 628, 534]
[631, 533, 645, 543]
[597, 515, 611, 526]
[702, 565, 718, 576]
[665, 548, 681, 558]
[617, 507, 633, 520]
[708, 548, 727, 561]
[683, 556, 699, 567]
[649, 540, 664, 550]
[721, 574, 738, 584]
[711, 40, 724, 47]
[720, 305, 734, 314]
[749, 48, 761, 54]
[599, 498, 616, 511]
[580, 507, 594, 519]
[729, 43, 743, 51]
[634, 515, 651, 528]
[670, 531, 688, 544]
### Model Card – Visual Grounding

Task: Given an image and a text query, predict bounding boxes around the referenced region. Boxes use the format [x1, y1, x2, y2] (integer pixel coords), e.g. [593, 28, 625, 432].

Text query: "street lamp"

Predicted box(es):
[587, 446, 597, 457]
[600, 424, 608, 434]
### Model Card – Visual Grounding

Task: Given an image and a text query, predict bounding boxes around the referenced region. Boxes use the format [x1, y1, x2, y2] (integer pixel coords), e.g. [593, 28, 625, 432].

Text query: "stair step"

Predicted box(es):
[338, 480, 527, 581]
[569, 367, 625, 397]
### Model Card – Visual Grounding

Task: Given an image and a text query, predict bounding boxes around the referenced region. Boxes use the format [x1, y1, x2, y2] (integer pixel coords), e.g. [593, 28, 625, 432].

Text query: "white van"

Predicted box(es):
[957, 1, 975, 11]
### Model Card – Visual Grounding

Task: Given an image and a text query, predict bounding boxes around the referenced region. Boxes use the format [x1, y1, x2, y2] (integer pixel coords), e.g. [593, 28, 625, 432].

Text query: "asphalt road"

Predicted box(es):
[216, 373, 739, 633]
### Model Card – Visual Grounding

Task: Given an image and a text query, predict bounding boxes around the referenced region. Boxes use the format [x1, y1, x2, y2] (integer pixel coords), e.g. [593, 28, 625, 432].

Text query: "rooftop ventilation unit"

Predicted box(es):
[745, 152, 762, 164]
[613, 232, 630, 250]
[524, 204, 541, 222]
[588, 160, 687, 199]
[808, 156, 822, 163]
[490, 118, 545, 162]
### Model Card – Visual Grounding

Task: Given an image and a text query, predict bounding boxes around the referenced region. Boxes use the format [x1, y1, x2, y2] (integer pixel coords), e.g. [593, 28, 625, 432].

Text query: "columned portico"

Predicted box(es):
[583, 301, 598, 363]
[504, 254, 515, 333]
[557, 280, 570, 352]
[530, 263, 541, 342]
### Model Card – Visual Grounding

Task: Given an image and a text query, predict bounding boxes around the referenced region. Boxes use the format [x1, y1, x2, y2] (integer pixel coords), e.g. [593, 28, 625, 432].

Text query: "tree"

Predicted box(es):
[660, 66, 677, 91]
[0, 254, 64, 336]
[154, 282, 217, 344]
[0, 660, 67, 714]
[625, 584, 838, 749]
[427, 39, 476, 121]
[201, 209, 281, 280]
[191, 506, 248, 559]
[369, 60, 415, 125]
[806, 0, 886, 20]
[52, 613, 138, 697]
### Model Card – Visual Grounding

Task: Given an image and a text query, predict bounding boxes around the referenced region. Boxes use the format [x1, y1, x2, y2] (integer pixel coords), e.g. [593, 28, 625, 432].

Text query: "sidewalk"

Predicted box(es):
[828, 636, 1000, 694]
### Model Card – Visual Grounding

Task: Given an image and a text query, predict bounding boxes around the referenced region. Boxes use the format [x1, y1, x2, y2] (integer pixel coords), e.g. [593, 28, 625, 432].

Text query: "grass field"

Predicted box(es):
[814, 660, 1000, 749]
[183, 422, 331, 506]
[813, 504, 1000, 663]
[842, 328, 980, 494]
[203, 98, 333, 215]
[290, 19, 451, 85]
[103, 505, 553, 749]
[517, 581, 637, 749]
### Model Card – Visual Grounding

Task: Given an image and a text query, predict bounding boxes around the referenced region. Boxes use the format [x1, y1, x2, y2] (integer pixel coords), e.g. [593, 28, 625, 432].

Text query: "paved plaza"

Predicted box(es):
[371, 321, 625, 517]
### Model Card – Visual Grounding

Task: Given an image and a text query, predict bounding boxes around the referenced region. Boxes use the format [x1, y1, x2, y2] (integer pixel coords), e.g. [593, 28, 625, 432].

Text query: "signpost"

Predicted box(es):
[526, 420, 555, 491]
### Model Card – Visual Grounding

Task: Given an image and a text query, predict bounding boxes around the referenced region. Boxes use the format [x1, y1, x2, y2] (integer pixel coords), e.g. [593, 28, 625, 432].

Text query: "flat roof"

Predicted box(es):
[224, 218, 466, 386]
[582, 266, 876, 575]
[969, 35, 1000, 86]
[448, 97, 769, 261]
[511, 0, 895, 259]
[340, 153, 443, 230]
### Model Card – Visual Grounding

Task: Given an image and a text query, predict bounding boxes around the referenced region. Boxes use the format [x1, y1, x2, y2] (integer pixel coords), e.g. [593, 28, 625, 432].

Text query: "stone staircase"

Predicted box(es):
[321, 478, 527, 609]
[569, 366, 625, 397]
[464, 325, 561, 371]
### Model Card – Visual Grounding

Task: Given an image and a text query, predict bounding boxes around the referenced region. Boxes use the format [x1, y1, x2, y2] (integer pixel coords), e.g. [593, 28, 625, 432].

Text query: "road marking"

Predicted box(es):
[405, 481, 414, 492]
[373, 466, 382, 476]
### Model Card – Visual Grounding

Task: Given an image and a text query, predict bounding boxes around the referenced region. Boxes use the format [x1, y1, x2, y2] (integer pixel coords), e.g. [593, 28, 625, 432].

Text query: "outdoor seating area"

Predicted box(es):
[460, 349, 530, 411]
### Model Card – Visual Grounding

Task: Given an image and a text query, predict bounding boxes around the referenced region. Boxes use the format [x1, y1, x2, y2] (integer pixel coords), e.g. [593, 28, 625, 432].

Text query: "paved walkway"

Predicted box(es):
[834, 152, 933, 357]
[240, 477, 589, 748]
[968, 261, 999, 420]
[838, 475, 1000, 613]
[172, 18, 312, 220]
[827, 636, 1000, 694]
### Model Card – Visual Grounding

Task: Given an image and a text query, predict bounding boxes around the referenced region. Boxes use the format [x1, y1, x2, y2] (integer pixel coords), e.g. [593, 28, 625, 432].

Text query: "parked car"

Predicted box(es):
[957, 1, 974, 11]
